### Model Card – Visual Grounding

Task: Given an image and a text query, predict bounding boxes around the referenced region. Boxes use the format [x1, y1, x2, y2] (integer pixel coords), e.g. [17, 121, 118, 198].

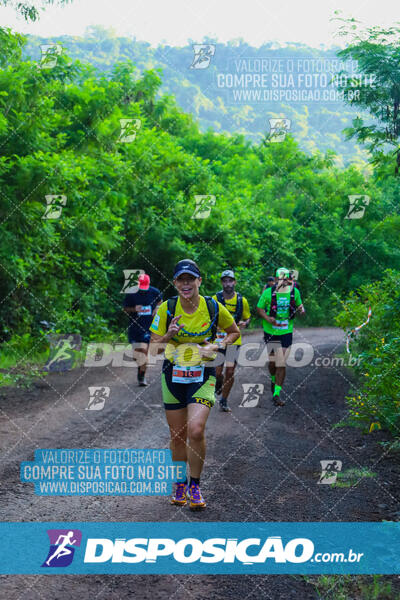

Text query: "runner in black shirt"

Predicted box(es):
[123, 273, 162, 386]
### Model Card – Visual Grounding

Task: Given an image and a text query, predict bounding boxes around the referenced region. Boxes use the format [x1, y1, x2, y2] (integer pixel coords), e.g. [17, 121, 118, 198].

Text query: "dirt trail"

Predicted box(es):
[0, 328, 399, 599]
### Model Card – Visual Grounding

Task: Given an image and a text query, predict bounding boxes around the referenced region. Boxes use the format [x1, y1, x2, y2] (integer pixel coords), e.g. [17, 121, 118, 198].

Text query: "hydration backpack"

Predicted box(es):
[216, 291, 243, 323]
[268, 283, 298, 320]
[166, 296, 219, 340]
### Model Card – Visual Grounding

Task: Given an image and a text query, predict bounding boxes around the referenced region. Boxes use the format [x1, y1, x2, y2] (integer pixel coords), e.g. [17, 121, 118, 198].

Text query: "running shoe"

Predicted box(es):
[272, 394, 285, 407]
[170, 482, 187, 506]
[138, 372, 148, 387]
[188, 483, 206, 510]
[219, 399, 231, 413]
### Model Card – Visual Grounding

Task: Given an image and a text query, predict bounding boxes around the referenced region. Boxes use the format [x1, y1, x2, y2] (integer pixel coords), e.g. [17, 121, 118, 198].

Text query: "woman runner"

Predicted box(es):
[149, 259, 239, 509]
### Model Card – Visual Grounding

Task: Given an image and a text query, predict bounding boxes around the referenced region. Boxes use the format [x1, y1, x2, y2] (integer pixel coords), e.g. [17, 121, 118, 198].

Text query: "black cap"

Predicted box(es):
[173, 259, 201, 279]
[267, 276, 275, 282]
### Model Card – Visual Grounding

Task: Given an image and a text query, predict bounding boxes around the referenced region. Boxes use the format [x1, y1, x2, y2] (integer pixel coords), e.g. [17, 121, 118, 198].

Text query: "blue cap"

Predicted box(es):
[173, 259, 201, 279]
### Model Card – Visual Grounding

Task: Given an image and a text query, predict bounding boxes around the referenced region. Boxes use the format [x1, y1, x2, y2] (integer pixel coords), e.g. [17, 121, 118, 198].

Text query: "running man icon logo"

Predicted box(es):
[239, 384, 264, 408]
[345, 195, 370, 219]
[40, 44, 62, 69]
[42, 529, 82, 568]
[120, 269, 145, 293]
[43, 334, 82, 372]
[118, 118, 141, 143]
[318, 460, 342, 484]
[86, 386, 110, 410]
[268, 118, 291, 142]
[191, 195, 216, 219]
[42, 195, 67, 220]
[190, 44, 216, 69]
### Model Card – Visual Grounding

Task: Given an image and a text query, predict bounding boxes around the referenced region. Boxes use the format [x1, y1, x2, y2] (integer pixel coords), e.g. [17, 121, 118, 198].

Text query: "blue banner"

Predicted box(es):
[0, 522, 399, 574]
[20, 449, 185, 496]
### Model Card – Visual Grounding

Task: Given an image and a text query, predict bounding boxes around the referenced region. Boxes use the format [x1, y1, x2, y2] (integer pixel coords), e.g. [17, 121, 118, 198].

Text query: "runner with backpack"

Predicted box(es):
[213, 270, 251, 412]
[149, 259, 239, 509]
[262, 276, 276, 292]
[256, 267, 305, 406]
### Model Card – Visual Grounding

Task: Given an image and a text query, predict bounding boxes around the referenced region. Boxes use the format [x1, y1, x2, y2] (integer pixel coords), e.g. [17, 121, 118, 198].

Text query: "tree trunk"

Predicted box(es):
[395, 148, 400, 176]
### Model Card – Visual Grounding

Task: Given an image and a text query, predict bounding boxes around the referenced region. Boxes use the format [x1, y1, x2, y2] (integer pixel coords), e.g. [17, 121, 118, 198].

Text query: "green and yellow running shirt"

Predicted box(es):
[150, 296, 234, 365]
[212, 292, 250, 345]
[257, 285, 302, 335]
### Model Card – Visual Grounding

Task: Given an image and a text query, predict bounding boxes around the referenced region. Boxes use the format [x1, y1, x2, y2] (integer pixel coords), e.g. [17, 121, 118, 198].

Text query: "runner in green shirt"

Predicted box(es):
[256, 267, 305, 406]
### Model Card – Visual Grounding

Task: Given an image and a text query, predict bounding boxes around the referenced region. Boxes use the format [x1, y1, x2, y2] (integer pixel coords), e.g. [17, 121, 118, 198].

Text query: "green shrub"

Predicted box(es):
[335, 270, 400, 438]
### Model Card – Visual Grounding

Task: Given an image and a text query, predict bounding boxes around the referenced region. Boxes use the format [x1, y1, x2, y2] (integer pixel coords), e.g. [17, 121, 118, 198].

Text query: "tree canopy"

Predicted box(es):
[0, 0, 71, 21]
[1, 27, 399, 353]
[335, 18, 400, 176]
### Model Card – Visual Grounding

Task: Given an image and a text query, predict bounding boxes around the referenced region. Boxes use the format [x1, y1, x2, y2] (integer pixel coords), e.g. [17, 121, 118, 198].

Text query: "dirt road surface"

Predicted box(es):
[1, 328, 399, 599]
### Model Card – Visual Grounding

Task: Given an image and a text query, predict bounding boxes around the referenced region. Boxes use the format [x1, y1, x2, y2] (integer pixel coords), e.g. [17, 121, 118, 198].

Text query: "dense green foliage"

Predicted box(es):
[336, 270, 400, 439]
[332, 20, 400, 442]
[336, 20, 400, 176]
[1, 27, 399, 391]
[0, 8, 399, 595]
[22, 28, 370, 166]
[0, 0, 71, 21]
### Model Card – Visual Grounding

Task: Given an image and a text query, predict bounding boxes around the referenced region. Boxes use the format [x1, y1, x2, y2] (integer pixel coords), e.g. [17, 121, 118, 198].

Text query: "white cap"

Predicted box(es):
[221, 269, 235, 279]
[276, 267, 290, 279]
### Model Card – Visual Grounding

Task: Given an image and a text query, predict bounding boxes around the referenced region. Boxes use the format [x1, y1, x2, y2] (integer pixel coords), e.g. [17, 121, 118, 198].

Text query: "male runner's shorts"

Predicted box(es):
[263, 332, 293, 350]
[128, 329, 151, 344]
[217, 345, 240, 366]
[161, 360, 216, 410]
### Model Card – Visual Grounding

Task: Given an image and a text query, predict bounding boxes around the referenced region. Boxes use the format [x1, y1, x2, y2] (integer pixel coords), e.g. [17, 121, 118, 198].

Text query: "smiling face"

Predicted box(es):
[174, 273, 202, 300]
[221, 276, 235, 295]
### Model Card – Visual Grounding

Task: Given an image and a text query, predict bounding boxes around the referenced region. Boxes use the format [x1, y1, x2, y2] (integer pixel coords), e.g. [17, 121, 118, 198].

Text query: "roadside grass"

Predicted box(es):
[332, 467, 376, 488]
[0, 334, 49, 387]
[380, 439, 400, 453]
[0, 332, 127, 388]
[304, 574, 397, 599]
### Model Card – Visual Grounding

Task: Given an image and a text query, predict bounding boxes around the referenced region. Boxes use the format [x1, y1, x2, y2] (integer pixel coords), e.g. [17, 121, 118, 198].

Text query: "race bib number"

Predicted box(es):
[172, 365, 204, 384]
[138, 305, 152, 316]
[272, 320, 289, 330]
[216, 331, 227, 345]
